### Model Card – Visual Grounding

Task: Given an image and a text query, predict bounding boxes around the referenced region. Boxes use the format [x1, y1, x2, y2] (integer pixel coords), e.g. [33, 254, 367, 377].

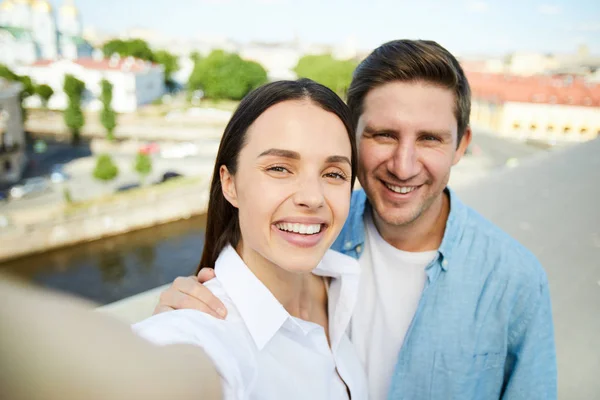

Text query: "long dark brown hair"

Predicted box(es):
[197, 78, 357, 273]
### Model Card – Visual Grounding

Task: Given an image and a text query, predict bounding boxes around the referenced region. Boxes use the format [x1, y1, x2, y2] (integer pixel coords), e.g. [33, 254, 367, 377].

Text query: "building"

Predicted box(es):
[0, 0, 93, 67]
[17, 55, 165, 113]
[0, 79, 26, 184]
[468, 71, 600, 144]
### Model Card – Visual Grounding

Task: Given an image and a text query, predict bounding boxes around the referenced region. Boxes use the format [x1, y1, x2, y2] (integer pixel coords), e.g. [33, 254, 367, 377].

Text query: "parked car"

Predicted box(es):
[160, 142, 197, 159]
[157, 171, 183, 184]
[50, 164, 71, 183]
[9, 177, 50, 199]
[115, 183, 141, 193]
[139, 142, 160, 155]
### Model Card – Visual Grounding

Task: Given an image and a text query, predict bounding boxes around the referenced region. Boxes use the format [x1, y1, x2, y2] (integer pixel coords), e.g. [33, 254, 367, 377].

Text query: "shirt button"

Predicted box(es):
[356, 245, 363, 253]
[344, 241, 352, 250]
[442, 259, 448, 267]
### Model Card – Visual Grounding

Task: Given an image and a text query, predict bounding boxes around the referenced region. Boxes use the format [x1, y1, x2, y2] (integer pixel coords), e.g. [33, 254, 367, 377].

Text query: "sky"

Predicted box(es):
[46, 0, 600, 56]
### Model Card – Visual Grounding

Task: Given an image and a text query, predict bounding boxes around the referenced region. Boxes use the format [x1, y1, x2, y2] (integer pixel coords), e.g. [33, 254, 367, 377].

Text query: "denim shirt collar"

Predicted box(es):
[335, 187, 468, 271]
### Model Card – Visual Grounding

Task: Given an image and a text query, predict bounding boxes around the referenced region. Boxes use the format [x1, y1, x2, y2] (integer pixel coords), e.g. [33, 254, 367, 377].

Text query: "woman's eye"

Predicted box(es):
[324, 172, 348, 180]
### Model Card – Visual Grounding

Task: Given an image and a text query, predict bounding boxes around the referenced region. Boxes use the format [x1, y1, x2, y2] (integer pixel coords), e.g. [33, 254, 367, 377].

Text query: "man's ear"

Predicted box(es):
[453, 126, 472, 165]
[220, 165, 239, 208]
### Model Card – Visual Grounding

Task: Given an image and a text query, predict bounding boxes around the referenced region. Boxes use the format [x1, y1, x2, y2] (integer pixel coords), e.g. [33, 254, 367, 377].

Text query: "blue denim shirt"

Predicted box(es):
[332, 189, 557, 400]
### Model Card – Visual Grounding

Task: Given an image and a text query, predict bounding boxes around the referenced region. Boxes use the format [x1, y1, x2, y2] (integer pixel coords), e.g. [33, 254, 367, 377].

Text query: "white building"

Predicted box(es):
[0, 79, 26, 184]
[17, 55, 165, 113]
[0, 0, 93, 67]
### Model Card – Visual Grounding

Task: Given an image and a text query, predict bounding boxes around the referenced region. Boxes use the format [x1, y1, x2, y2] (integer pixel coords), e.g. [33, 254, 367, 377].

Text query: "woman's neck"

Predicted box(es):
[235, 241, 328, 322]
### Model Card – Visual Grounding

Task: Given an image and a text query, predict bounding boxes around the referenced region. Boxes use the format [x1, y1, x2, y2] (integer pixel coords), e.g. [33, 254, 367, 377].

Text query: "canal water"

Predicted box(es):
[0, 215, 207, 305]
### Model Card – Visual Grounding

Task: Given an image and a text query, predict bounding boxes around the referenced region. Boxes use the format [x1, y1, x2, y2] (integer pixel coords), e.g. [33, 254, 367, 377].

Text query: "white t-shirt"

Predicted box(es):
[133, 245, 368, 400]
[351, 210, 437, 400]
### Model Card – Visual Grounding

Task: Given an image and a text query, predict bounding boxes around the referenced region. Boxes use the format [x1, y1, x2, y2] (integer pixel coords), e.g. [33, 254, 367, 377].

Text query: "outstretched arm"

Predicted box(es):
[0, 275, 222, 400]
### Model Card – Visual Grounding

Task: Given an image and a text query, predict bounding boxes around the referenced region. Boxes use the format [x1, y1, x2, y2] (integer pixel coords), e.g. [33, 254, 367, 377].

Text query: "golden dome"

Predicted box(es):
[0, 0, 14, 11]
[32, 0, 51, 12]
[60, 0, 78, 16]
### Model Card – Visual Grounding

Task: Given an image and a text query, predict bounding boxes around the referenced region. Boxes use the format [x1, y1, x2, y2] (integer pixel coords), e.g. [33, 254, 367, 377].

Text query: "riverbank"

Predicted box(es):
[0, 176, 210, 263]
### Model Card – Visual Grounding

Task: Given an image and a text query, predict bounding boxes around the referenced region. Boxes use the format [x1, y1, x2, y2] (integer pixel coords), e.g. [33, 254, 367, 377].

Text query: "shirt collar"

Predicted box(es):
[333, 189, 368, 253]
[436, 187, 468, 271]
[214, 245, 359, 351]
[339, 187, 467, 271]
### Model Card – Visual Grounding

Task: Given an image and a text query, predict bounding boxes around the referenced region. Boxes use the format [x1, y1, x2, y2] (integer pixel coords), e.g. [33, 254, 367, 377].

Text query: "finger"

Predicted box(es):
[173, 290, 224, 319]
[177, 277, 227, 319]
[153, 304, 174, 315]
[197, 268, 216, 283]
[159, 288, 223, 319]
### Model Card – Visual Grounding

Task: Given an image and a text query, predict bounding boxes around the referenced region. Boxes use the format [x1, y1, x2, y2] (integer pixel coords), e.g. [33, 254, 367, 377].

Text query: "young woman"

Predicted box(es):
[133, 79, 367, 399]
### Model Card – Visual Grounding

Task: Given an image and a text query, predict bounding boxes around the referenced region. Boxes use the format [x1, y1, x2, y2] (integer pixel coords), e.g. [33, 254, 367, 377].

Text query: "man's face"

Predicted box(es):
[356, 81, 470, 230]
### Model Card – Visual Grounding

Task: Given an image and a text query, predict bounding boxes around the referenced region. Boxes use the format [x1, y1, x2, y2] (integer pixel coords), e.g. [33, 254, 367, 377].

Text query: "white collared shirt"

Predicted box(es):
[133, 245, 368, 400]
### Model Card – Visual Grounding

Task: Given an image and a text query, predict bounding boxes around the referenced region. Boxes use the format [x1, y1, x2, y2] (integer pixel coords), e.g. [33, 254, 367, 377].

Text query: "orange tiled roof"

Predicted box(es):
[466, 71, 600, 108]
[30, 57, 158, 73]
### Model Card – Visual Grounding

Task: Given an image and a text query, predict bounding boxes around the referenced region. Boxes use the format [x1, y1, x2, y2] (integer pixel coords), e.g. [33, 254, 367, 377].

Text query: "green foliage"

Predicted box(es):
[99, 79, 117, 141]
[294, 54, 357, 96]
[154, 50, 179, 88]
[101, 39, 179, 89]
[0, 63, 18, 81]
[0, 64, 34, 122]
[63, 187, 73, 204]
[35, 84, 54, 107]
[93, 154, 119, 182]
[102, 38, 155, 61]
[63, 74, 86, 143]
[188, 50, 268, 100]
[134, 152, 152, 181]
[190, 51, 202, 63]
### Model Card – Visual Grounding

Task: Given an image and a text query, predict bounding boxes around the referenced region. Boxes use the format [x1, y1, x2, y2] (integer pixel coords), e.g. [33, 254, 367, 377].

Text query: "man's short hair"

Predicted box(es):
[347, 39, 471, 143]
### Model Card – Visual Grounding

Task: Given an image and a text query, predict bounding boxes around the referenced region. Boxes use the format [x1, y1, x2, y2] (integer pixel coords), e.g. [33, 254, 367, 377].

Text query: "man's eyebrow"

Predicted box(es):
[257, 148, 300, 159]
[326, 155, 351, 166]
[418, 129, 453, 138]
[363, 125, 398, 135]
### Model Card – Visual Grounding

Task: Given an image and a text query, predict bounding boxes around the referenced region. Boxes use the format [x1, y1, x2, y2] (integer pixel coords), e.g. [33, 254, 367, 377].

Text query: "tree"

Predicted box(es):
[187, 50, 267, 100]
[294, 54, 357, 96]
[133, 152, 152, 184]
[0, 64, 35, 122]
[154, 50, 180, 91]
[99, 79, 117, 141]
[93, 154, 119, 182]
[63, 74, 86, 144]
[35, 84, 54, 108]
[102, 38, 155, 62]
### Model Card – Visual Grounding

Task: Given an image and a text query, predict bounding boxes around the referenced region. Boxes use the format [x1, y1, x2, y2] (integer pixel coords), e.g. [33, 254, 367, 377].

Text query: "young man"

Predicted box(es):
[153, 40, 557, 399]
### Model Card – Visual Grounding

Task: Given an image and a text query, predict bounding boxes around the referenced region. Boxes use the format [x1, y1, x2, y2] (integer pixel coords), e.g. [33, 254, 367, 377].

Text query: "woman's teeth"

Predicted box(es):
[275, 223, 322, 235]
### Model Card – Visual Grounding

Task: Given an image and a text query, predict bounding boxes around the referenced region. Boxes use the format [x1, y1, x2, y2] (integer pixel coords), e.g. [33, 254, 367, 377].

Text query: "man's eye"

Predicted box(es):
[423, 135, 441, 142]
[374, 133, 394, 139]
[267, 166, 289, 173]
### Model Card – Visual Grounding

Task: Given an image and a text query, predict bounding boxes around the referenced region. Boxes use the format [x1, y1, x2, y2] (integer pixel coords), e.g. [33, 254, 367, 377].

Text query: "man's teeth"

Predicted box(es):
[385, 183, 417, 194]
[276, 223, 322, 235]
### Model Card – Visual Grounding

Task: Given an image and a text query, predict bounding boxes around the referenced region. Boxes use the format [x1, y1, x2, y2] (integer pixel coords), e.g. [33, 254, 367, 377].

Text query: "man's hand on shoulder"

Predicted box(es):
[153, 268, 227, 319]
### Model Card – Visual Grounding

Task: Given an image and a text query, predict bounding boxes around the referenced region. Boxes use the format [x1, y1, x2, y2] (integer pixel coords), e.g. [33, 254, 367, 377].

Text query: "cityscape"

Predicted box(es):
[0, 0, 599, 399]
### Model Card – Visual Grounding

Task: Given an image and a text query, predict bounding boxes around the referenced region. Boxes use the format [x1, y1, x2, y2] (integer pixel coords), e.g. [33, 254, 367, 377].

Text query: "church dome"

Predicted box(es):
[32, 0, 51, 12]
[0, 0, 15, 11]
[60, 0, 78, 17]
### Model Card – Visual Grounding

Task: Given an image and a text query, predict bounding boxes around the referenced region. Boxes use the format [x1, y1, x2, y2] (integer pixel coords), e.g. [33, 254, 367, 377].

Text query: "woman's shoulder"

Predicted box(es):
[132, 280, 257, 396]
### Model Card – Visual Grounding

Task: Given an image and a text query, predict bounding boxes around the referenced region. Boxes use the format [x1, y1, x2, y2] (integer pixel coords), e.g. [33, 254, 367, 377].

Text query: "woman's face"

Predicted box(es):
[221, 99, 352, 274]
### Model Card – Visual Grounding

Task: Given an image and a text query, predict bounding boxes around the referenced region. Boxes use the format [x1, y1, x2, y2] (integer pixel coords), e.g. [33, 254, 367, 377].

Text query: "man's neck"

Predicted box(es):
[372, 191, 450, 253]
